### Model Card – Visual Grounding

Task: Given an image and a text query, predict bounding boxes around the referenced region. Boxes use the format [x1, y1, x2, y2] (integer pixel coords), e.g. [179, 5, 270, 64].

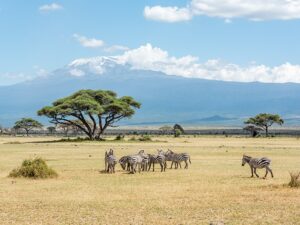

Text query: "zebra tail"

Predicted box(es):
[189, 157, 191, 164]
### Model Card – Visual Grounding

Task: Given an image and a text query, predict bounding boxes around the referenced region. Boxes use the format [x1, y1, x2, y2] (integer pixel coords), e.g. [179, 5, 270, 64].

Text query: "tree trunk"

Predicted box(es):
[25, 129, 29, 136]
[265, 126, 269, 137]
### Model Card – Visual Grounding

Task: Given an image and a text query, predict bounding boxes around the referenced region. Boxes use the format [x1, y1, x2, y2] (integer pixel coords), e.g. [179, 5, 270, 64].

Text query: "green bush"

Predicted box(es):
[9, 157, 58, 179]
[288, 172, 300, 188]
[138, 135, 152, 141]
[115, 134, 125, 141]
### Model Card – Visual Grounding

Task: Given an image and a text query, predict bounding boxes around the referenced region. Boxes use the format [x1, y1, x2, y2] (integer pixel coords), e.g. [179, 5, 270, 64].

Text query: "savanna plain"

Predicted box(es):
[0, 136, 299, 225]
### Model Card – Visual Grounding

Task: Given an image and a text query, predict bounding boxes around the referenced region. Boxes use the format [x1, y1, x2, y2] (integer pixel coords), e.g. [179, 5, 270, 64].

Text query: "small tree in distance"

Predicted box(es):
[244, 113, 284, 136]
[159, 125, 173, 135]
[47, 126, 56, 135]
[14, 118, 43, 136]
[173, 124, 184, 137]
[243, 125, 263, 137]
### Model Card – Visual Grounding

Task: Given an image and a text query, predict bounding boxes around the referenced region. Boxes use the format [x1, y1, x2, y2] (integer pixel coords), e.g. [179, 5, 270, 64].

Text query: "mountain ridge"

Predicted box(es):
[0, 58, 300, 126]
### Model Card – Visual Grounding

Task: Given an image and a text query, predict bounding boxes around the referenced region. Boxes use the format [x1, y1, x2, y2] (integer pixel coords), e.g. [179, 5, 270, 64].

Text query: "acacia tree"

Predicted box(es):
[38, 89, 141, 140]
[47, 126, 56, 135]
[14, 118, 43, 136]
[159, 125, 173, 135]
[244, 113, 284, 136]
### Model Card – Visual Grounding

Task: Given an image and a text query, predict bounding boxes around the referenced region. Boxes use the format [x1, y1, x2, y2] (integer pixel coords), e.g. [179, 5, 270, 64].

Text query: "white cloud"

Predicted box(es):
[0, 73, 33, 86]
[39, 3, 63, 12]
[69, 43, 300, 83]
[104, 45, 130, 53]
[73, 34, 104, 48]
[144, 6, 192, 22]
[144, 0, 300, 22]
[69, 69, 85, 77]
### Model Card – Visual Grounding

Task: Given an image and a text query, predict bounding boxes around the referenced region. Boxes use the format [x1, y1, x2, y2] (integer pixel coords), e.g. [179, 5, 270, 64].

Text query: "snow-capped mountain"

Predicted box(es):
[0, 56, 300, 126]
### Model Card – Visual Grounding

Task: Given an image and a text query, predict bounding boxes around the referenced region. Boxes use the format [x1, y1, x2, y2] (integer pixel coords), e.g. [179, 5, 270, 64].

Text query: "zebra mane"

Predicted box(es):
[243, 154, 252, 162]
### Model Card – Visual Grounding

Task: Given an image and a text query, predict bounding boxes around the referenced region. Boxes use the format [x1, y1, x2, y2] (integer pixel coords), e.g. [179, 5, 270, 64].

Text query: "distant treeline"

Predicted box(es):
[3, 128, 300, 137]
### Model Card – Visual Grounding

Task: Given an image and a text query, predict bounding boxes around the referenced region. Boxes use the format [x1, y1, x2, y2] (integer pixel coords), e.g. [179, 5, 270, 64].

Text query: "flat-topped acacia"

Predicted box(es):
[38, 89, 141, 140]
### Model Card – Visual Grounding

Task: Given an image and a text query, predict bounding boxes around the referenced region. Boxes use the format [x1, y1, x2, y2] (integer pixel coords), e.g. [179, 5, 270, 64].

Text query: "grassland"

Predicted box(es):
[0, 136, 299, 225]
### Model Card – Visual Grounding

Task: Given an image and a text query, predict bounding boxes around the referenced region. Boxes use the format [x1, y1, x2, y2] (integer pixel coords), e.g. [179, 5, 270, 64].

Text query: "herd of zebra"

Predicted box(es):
[105, 149, 274, 178]
[104, 149, 191, 174]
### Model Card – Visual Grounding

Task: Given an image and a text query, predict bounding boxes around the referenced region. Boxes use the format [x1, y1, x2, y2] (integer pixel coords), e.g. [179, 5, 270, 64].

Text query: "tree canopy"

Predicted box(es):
[14, 118, 43, 136]
[38, 89, 141, 140]
[244, 113, 284, 136]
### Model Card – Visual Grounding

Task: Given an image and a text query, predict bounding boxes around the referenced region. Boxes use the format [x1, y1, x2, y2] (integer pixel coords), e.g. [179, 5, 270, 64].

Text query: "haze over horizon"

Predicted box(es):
[1, 1, 300, 86]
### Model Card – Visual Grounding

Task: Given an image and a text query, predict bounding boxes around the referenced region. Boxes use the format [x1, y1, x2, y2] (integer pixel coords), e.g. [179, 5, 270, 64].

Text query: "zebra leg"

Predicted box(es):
[160, 162, 163, 172]
[263, 167, 268, 179]
[170, 161, 174, 169]
[184, 160, 188, 169]
[266, 166, 274, 178]
[250, 166, 254, 177]
[179, 162, 182, 169]
[164, 162, 167, 171]
[153, 162, 155, 172]
[127, 162, 130, 171]
[254, 168, 259, 177]
[269, 167, 274, 178]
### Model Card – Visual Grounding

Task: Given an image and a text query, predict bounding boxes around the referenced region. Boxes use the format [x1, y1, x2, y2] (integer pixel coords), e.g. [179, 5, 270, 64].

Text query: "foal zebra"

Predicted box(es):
[165, 150, 191, 169]
[242, 154, 274, 178]
[105, 149, 117, 173]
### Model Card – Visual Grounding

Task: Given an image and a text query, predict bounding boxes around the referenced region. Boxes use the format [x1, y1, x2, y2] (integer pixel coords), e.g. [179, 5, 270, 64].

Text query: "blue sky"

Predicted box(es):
[1, 0, 300, 85]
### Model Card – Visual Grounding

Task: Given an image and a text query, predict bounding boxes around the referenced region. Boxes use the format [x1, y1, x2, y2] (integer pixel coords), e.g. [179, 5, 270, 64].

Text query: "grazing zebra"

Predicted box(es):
[165, 150, 191, 169]
[105, 149, 117, 173]
[148, 150, 167, 172]
[119, 155, 130, 171]
[242, 154, 274, 178]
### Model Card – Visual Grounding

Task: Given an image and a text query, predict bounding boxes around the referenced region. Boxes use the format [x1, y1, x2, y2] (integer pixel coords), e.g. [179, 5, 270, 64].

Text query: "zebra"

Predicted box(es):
[148, 150, 167, 172]
[165, 149, 191, 169]
[126, 150, 145, 174]
[104, 149, 114, 171]
[105, 149, 117, 173]
[242, 154, 274, 178]
[119, 155, 130, 171]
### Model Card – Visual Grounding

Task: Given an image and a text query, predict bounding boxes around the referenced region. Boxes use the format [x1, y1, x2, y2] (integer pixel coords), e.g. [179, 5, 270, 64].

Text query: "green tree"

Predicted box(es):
[14, 118, 43, 136]
[38, 89, 141, 140]
[159, 125, 173, 135]
[174, 128, 182, 137]
[244, 113, 284, 136]
[173, 124, 184, 134]
[47, 126, 56, 135]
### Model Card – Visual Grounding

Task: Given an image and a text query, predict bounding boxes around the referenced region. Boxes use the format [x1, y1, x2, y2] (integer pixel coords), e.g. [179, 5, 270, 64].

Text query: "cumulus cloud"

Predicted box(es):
[69, 43, 300, 83]
[39, 3, 63, 12]
[73, 34, 104, 48]
[144, 0, 300, 22]
[144, 6, 192, 22]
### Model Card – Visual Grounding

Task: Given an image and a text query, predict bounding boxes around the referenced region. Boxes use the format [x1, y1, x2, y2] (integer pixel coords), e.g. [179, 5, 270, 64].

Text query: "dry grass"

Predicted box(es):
[0, 136, 299, 225]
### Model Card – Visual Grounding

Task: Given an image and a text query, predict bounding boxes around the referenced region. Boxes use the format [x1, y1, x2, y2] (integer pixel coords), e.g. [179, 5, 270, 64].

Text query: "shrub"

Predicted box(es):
[174, 128, 182, 137]
[115, 134, 125, 141]
[129, 136, 137, 141]
[288, 172, 300, 188]
[9, 157, 58, 179]
[138, 135, 152, 141]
